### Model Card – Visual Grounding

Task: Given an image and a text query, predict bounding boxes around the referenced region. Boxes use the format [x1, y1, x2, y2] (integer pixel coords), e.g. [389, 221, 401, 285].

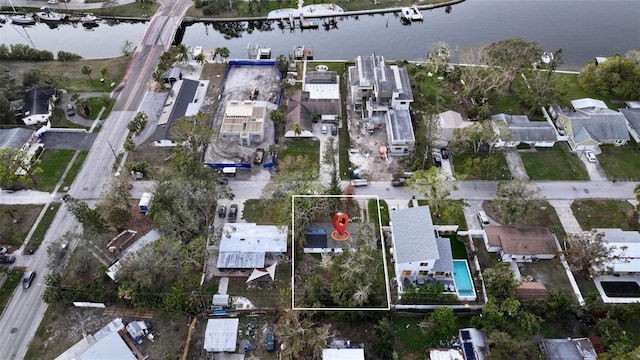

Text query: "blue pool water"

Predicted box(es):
[453, 260, 475, 297]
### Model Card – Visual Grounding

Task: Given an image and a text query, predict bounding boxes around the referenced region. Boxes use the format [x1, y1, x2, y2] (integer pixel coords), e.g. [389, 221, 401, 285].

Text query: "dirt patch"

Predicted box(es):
[0, 205, 43, 249]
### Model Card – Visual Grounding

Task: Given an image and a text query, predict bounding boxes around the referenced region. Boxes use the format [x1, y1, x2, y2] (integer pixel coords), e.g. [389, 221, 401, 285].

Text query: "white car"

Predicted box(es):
[585, 151, 597, 162]
[47, 0, 59, 4]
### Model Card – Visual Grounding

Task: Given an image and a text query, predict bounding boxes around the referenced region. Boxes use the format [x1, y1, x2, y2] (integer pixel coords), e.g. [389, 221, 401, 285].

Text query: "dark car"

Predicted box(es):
[433, 152, 442, 167]
[228, 204, 238, 223]
[391, 178, 406, 187]
[440, 148, 449, 159]
[66, 104, 75, 116]
[266, 332, 275, 351]
[331, 124, 338, 136]
[0, 255, 16, 264]
[22, 271, 36, 289]
[218, 205, 227, 218]
[254, 148, 265, 165]
[219, 178, 229, 185]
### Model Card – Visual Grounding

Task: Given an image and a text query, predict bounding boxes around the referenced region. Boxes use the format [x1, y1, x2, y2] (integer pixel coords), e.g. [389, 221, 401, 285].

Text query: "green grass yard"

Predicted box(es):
[33, 149, 76, 192]
[571, 199, 638, 230]
[520, 144, 588, 180]
[597, 144, 640, 181]
[280, 139, 320, 166]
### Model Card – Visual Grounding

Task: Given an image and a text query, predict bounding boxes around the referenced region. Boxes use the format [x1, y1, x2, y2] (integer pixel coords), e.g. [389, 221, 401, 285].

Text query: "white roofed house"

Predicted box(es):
[349, 53, 415, 156]
[22, 88, 56, 126]
[204, 318, 239, 353]
[389, 206, 454, 295]
[592, 228, 640, 276]
[491, 114, 558, 148]
[549, 98, 629, 151]
[216, 223, 288, 272]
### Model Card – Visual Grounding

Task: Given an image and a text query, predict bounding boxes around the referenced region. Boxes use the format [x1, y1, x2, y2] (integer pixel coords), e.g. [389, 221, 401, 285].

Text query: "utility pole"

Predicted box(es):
[107, 140, 118, 161]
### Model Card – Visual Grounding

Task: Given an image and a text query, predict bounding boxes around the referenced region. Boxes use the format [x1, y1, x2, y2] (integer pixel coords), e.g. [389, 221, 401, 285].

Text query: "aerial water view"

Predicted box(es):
[0, 0, 639, 359]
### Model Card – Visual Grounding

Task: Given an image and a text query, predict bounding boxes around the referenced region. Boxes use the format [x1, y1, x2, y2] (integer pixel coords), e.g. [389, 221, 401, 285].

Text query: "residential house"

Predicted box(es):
[216, 223, 287, 271]
[592, 228, 640, 275]
[285, 90, 340, 138]
[152, 78, 204, 146]
[458, 328, 488, 360]
[204, 318, 239, 353]
[539, 337, 598, 360]
[302, 227, 346, 254]
[22, 88, 56, 126]
[548, 98, 629, 151]
[219, 100, 269, 146]
[389, 206, 454, 294]
[323, 348, 365, 360]
[55, 318, 144, 360]
[620, 108, 640, 142]
[162, 67, 182, 85]
[349, 54, 415, 155]
[303, 70, 340, 100]
[482, 226, 556, 262]
[491, 114, 557, 148]
[438, 110, 472, 145]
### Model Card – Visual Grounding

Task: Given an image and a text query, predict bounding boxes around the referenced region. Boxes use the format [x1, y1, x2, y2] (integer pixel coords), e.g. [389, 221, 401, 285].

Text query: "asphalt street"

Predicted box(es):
[0, 0, 191, 357]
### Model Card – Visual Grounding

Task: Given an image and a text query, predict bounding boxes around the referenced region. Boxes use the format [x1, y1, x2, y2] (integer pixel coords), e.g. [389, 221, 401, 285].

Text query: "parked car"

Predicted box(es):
[266, 332, 275, 351]
[219, 178, 229, 185]
[66, 104, 75, 116]
[22, 271, 36, 289]
[218, 205, 227, 218]
[321, 125, 328, 134]
[478, 211, 490, 227]
[433, 152, 442, 167]
[0, 246, 6, 255]
[440, 147, 450, 159]
[331, 124, 338, 136]
[254, 148, 265, 165]
[391, 178, 406, 187]
[585, 150, 597, 163]
[228, 204, 238, 223]
[0, 255, 16, 264]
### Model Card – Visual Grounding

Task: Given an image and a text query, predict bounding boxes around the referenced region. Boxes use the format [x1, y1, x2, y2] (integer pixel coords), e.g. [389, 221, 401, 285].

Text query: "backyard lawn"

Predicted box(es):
[520, 144, 588, 180]
[597, 144, 640, 181]
[451, 152, 511, 180]
[571, 199, 638, 230]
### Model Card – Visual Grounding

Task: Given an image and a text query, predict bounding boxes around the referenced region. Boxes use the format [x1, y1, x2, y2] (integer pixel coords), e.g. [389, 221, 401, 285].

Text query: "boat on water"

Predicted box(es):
[35, 6, 66, 22]
[294, 45, 314, 61]
[401, 5, 423, 22]
[80, 13, 98, 24]
[10, 13, 36, 25]
[247, 43, 271, 60]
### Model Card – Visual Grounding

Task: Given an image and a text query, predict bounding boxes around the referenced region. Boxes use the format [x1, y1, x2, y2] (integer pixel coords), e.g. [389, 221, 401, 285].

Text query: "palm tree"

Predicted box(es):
[122, 40, 134, 56]
[352, 284, 371, 306]
[100, 65, 113, 82]
[291, 123, 302, 137]
[81, 65, 92, 80]
[217, 47, 230, 62]
[194, 53, 206, 66]
[174, 44, 189, 64]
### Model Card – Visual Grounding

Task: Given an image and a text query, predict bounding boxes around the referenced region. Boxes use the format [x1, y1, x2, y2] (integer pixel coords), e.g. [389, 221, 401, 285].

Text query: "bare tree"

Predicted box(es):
[565, 230, 626, 275]
[458, 45, 511, 102]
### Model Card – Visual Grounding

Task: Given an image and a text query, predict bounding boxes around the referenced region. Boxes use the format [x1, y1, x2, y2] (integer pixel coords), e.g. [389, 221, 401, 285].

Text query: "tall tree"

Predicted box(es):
[492, 180, 544, 225]
[99, 65, 113, 82]
[81, 65, 92, 80]
[170, 112, 214, 154]
[565, 230, 618, 275]
[63, 195, 109, 234]
[483, 262, 520, 300]
[449, 121, 500, 155]
[407, 167, 458, 216]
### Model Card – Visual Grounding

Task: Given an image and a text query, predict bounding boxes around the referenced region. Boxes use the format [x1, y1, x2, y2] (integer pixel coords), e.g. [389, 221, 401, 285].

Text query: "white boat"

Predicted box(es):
[80, 13, 98, 24]
[35, 7, 65, 22]
[191, 45, 203, 59]
[401, 5, 423, 21]
[541, 51, 554, 64]
[10, 13, 35, 25]
[247, 43, 271, 60]
[294, 45, 305, 60]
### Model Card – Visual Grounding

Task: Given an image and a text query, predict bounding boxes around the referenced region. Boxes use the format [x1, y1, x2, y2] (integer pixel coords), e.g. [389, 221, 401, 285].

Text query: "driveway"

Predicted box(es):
[547, 200, 582, 234]
[504, 148, 529, 180]
[579, 151, 608, 181]
[39, 131, 97, 150]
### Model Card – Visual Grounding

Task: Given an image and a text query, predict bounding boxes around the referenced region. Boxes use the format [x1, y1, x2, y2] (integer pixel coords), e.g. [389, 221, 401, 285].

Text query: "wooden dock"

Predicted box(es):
[103, 307, 154, 319]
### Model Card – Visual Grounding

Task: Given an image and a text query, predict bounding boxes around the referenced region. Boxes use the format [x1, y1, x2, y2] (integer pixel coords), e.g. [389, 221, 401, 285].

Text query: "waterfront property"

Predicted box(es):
[349, 53, 415, 156]
[22, 88, 56, 126]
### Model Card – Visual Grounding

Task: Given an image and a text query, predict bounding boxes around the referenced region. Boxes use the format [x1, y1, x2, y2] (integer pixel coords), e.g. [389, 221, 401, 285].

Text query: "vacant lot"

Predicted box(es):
[571, 199, 638, 230]
[0, 205, 42, 248]
[598, 144, 640, 181]
[520, 144, 588, 180]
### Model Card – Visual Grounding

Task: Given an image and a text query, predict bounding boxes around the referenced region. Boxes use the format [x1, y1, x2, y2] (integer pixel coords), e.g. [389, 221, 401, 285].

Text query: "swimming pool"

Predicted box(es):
[453, 260, 477, 300]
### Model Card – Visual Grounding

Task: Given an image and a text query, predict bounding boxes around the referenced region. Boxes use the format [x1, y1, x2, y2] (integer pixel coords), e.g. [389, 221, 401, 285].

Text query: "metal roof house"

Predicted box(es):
[389, 206, 454, 294]
[539, 337, 597, 360]
[204, 318, 239, 353]
[55, 318, 143, 360]
[22, 88, 56, 126]
[349, 54, 415, 156]
[152, 78, 203, 146]
[491, 114, 558, 148]
[0, 128, 37, 150]
[592, 228, 640, 275]
[323, 348, 365, 360]
[549, 98, 629, 151]
[217, 223, 287, 270]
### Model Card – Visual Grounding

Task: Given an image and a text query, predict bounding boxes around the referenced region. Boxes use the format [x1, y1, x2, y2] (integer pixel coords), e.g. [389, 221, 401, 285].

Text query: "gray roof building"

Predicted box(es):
[390, 205, 439, 264]
[0, 128, 36, 150]
[539, 338, 597, 360]
[491, 113, 557, 143]
[285, 90, 340, 137]
[566, 109, 629, 143]
[217, 223, 287, 269]
[204, 318, 239, 353]
[22, 88, 55, 126]
[620, 108, 640, 136]
[152, 78, 201, 142]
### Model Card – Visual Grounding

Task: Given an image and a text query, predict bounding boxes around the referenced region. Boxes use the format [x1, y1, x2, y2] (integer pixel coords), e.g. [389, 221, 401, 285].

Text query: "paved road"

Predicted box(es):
[0, 0, 190, 358]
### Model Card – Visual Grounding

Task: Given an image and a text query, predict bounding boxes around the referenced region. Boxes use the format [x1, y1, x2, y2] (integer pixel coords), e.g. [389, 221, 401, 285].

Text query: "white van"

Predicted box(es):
[222, 167, 236, 177]
[477, 211, 490, 227]
[321, 125, 328, 134]
[350, 179, 368, 187]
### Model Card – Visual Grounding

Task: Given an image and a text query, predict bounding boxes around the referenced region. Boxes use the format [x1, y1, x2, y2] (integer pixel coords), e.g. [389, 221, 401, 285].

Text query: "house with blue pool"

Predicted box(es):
[389, 205, 476, 302]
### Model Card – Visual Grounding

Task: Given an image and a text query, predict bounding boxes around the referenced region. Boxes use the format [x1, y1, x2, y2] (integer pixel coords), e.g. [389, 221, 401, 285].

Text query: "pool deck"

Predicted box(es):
[593, 275, 640, 304]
